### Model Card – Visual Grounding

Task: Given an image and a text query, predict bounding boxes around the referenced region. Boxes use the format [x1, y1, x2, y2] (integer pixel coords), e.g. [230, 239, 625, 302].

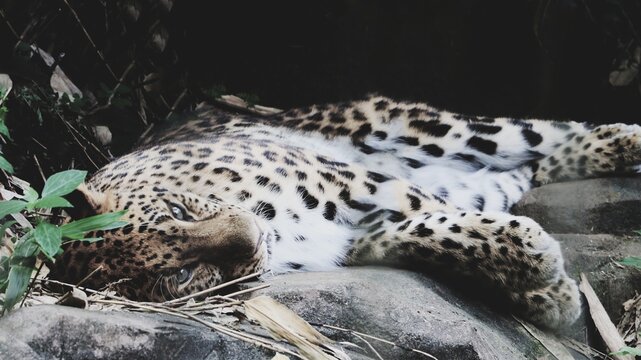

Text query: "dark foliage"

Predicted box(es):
[0, 0, 639, 189]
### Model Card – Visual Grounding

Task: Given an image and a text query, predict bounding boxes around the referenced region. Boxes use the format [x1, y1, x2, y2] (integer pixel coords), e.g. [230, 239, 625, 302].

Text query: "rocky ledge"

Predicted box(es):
[0, 177, 639, 359]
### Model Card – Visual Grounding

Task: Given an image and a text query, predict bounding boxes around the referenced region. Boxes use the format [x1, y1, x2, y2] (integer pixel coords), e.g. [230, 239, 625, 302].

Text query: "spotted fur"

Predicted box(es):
[50, 95, 641, 329]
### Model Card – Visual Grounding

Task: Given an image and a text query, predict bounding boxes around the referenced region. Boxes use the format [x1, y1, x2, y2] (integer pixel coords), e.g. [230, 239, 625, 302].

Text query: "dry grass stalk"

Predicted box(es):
[217, 95, 282, 116]
[61, 0, 117, 80]
[579, 273, 633, 360]
[561, 337, 612, 360]
[617, 293, 641, 348]
[245, 295, 350, 360]
[162, 271, 262, 305]
[351, 333, 384, 360]
[314, 323, 438, 359]
[513, 317, 574, 360]
[36, 277, 307, 358]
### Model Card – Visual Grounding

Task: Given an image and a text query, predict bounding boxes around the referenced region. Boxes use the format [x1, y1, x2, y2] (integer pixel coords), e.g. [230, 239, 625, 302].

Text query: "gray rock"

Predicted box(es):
[0, 268, 582, 360]
[0, 304, 275, 360]
[8, 178, 641, 360]
[512, 178, 641, 235]
[255, 268, 571, 360]
[513, 178, 641, 345]
[556, 234, 641, 321]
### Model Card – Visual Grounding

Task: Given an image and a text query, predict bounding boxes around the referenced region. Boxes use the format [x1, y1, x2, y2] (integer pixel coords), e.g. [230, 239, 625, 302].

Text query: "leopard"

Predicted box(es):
[49, 94, 641, 330]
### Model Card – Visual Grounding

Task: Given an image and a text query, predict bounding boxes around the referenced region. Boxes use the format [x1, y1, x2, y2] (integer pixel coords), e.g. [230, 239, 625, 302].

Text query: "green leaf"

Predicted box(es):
[0, 118, 11, 140]
[4, 234, 37, 308]
[0, 200, 26, 219]
[23, 187, 39, 203]
[3, 264, 33, 312]
[41, 170, 87, 198]
[0, 155, 13, 173]
[34, 222, 62, 260]
[60, 211, 127, 239]
[11, 235, 38, 262]
[611, 346, 641, 356]
[64, 237, 104, 245]
[0, 220, 16, 246]
[32, 196, 73, 209]
[35, 108, 43, 125]
[0, 255, 9, 291]
[80, 237, 103, 242]
[619, 257, 641, 270]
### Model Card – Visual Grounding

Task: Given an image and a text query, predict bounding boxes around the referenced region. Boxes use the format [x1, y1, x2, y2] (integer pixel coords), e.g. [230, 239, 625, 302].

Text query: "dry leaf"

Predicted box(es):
[150, 26, 169, 53]
[218, 95, 282, 115]
[159, 0, 174, 12]
[58, 287, 88, 309]
[31, 46, 82, 99]
[91, 126, 112, 146]
[579, 273, 634, 360]
[515, 317, 574, 360]
[143, 72, 162, 93]
[609, 46, 640, 87]
[618, 294, 641, 347]
[244, 295, 349, 360]
[0, 74, 13, 104]
[121, 0, 141, 22]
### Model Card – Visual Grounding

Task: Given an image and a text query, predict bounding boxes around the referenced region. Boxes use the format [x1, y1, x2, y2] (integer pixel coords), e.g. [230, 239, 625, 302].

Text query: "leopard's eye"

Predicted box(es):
[176, 267, 192, 285]
[169, 203, 187, 221]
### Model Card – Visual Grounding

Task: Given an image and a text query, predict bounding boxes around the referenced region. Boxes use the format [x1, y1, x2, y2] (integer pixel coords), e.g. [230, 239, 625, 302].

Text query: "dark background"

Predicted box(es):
[174, 0, 641, 121]
[1, 0, 640, 186]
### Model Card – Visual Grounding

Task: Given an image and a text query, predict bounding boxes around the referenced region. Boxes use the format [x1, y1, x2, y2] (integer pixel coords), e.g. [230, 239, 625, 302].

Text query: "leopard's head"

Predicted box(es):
[49, 181, 271, 301]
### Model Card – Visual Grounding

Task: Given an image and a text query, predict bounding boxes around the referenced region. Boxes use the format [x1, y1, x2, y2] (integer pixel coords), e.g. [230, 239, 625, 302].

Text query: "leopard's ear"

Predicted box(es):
[66, 183, 107, 219]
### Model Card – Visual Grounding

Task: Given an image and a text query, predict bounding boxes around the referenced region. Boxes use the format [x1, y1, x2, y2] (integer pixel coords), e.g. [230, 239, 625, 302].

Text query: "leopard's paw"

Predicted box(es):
[535, 123, 641, 184]
[510, 275, 581, 329]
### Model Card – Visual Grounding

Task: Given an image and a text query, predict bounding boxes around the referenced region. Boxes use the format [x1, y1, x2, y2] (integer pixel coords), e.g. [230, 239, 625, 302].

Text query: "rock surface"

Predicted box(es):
[512, 177, 641, 235]
[558, 234, 641, 319]
[256, 268, 578, 360]
[513, 178, 641, 347]
[0, 304, 275, 360]
[0, 268, 582, 360]
[1, 178, 640, 359]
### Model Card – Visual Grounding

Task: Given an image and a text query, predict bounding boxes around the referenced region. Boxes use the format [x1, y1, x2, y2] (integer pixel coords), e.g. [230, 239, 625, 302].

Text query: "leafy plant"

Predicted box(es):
[619, 232, 641, 270]
[611, 346, 641, 356]
[619, 257, 641, 270]
[237, 92, 260, 108]
[203, 84, 227, 100]
[0, 169, 127, 313]
[0, 89, 13, 174]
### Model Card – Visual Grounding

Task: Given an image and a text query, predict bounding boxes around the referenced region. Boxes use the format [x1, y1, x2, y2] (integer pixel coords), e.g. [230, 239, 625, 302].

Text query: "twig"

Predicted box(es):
[88, 297, 303, 358]
[579, 273, 633, 360]
[216, 95, 282, 116]
[29, 81, 110, 166]
[55, 265, 103, 305]
[32, 155, 47, 183]
[39, 278, 144, 304]
[61, 0, 117, 81]
[224, 283, 270, 298]
[76, 265, 104, 287]
[313, 323, 438, 359]
[30, 138, 48, 151]
[181, 300, 244, 312]
[165, 89, 188, 120]
[561, 337, 612, 360]
[138, 123, 155, 142]
[514, 317, 573, 360]
[20, 262, 44, 308]
[84, 61, 136, 116]
[353, 333, 384, 360]
[0, 9, 19, 39]
[162, 271, 262, 305]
